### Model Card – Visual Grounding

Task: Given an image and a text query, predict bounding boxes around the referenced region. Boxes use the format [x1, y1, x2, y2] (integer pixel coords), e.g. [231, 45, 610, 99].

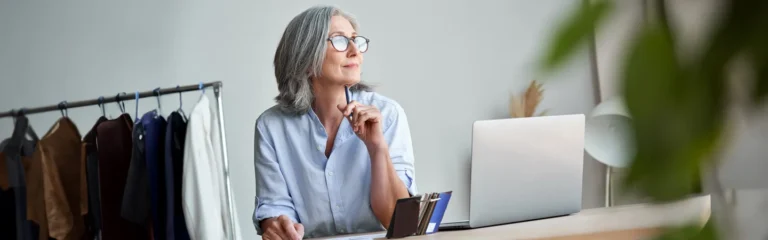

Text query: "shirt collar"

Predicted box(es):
[307, 104, 357, 151]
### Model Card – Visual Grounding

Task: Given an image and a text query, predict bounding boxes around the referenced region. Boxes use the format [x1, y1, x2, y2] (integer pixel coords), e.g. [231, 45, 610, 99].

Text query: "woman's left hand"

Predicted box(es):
[338, 101, 386, 150]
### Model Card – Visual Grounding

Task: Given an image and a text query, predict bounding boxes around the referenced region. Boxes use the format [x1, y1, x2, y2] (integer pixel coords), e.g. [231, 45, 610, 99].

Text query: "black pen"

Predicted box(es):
[345, 85, 351, 105]
[345, 85, 352, 118]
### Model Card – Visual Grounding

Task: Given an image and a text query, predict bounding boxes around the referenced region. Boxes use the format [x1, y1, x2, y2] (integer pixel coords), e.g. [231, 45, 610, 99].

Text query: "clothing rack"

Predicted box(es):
[0, 81, 237, 240]
[0, 81, 221, 118]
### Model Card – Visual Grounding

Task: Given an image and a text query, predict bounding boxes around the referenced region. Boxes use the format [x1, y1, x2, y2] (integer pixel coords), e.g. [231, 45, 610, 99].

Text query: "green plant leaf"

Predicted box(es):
[696, 1, 768, 106]
[651, 219, 717, 240]
[539, 0, 613, 71]
[748, 7, 768, 104]
[756, 58, 768, 103]
[621, 21, 724, 202]
[651, 226, 704, 240]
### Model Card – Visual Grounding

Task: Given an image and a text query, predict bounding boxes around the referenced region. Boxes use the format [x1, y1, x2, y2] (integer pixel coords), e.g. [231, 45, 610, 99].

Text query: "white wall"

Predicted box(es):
[0, 1, 601, 239]
[592, 0, 645, 101]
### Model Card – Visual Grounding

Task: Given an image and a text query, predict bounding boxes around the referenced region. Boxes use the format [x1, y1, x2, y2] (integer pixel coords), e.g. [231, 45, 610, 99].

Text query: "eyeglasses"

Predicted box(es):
[327, 35, 370, 53]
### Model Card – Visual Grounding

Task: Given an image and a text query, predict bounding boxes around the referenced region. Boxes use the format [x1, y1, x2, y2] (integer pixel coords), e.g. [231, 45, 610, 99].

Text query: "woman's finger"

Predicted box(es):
[277, 229, 291, 240]
[353, 106, 368, 125]
[282, 226, 298, 239]
[264, 219, 284, 240]
[355, 110, 372, 127]
[344, 101, 360, 116]
[337, 101, 356, 117]
[264, 231, 283, 240]
[294, 223, 304, 239]
[368, 109, 381, 123]
[359, 108, 382, 125]
[279, 217, 298, 240]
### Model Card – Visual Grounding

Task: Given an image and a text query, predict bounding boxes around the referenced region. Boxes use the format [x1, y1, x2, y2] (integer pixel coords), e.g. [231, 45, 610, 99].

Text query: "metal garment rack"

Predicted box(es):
[0, 81, 237, 240]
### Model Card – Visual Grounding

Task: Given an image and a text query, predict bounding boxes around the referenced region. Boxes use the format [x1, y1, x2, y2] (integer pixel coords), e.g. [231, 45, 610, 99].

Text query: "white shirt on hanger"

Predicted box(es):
[182, 94, 241, 240]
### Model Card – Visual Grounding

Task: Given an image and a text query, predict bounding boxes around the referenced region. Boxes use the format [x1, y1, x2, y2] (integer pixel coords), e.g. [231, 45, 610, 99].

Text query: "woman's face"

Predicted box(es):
[319, 16, 363, 86]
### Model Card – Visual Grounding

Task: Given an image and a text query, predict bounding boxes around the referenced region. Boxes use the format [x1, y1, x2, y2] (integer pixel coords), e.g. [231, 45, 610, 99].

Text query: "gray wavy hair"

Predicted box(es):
[273, 5, 372, 114]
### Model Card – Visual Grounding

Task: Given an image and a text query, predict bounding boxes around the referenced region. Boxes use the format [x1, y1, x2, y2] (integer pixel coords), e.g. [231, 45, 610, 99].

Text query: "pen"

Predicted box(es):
[345, 85, 352, 118]
[345, 85, 351, 105]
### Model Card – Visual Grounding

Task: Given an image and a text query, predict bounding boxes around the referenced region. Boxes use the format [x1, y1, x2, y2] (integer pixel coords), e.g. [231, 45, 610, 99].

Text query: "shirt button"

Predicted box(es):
[317, 146, 322, 151]
[336, 204, 341, 209]
[328, 171, 334, 176]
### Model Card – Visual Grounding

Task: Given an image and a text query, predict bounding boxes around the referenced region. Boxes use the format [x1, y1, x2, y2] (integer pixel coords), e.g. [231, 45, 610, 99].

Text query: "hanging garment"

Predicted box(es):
[0, 165, 41, 240]
[0, 115, 39, 240]
[144, 111, 168, 240]
[121, 110, 166, 240]
[36, 117, 86, 240]
[24, 125, 71, 240]
[182, 95, 242, 240]
[0, 180, 17, 239]
[0, 125, 38, 240]
[0, 186, 20, 239]
[164, 111, 190, 240]
[96, 114, 147, 240]
[120, 121, 149, 228]
[82, 116, 107, 240]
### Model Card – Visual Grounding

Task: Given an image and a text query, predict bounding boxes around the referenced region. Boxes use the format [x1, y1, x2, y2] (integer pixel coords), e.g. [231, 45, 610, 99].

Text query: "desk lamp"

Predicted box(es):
[585, 96, 634, 207]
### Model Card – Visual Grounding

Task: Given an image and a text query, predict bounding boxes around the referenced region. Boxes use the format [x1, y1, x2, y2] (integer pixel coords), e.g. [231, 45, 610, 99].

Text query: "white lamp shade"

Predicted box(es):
[585, 97, 635, 168]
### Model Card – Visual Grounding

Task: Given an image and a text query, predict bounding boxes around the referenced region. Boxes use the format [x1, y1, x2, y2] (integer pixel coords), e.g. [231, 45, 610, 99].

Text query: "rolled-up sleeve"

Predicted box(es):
[383, 103, 418, 196]
[252, 120, 299, 235]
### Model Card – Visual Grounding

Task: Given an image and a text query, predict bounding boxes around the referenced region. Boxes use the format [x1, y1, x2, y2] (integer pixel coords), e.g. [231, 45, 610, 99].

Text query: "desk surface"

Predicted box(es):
[315, 195, 711, 240]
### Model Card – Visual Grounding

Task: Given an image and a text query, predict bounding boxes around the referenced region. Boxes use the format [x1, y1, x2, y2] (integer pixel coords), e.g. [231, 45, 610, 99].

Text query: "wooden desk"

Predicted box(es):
[314, 195, 711, 240]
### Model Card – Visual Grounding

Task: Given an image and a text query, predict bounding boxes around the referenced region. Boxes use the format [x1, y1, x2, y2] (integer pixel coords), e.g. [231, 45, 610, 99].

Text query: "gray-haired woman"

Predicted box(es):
[252, 5, 418, 240]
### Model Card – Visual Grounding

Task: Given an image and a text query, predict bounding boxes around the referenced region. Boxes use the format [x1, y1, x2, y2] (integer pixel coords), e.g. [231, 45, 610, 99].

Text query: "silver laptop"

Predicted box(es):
[440, 114, 585, 230]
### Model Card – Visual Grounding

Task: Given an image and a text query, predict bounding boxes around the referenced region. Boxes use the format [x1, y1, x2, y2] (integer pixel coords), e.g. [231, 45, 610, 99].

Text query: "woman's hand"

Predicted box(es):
[338, 101, 386, 150]
[261, 215, 304, 240]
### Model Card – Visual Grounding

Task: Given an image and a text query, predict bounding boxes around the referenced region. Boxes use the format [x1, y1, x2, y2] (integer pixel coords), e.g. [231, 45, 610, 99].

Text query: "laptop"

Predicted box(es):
[440, 114, 585, 230]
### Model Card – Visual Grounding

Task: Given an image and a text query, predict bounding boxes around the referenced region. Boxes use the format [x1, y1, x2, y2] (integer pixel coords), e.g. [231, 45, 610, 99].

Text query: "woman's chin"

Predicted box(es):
[341, 79, 361, 86]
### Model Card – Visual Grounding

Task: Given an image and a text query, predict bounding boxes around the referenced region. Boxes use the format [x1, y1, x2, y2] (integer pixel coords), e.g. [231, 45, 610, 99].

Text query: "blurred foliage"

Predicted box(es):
[652, 219, 717, 240]
[540, 0, 768, 238]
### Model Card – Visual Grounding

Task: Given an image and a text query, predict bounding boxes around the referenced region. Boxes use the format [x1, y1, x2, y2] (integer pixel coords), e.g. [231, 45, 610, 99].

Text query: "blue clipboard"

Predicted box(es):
[425, 191, 452, 234]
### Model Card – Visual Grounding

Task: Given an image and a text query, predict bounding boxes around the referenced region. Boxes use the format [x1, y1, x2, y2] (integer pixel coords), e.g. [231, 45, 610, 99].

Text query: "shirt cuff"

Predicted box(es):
[252, 197, 299, 235]
[396, 170, 418, 196]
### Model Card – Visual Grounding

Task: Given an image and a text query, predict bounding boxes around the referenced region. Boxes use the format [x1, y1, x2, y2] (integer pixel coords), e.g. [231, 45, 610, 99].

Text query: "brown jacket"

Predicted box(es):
[35, 117, 86, 240]
[0, 117, 87, 240]
[0, 123, 73, 240]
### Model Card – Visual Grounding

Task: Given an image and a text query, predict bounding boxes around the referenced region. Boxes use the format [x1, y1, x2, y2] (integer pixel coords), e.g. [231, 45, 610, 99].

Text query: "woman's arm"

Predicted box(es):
[340, 100, 418, 228]
[253, 119, 303, 239]
[368, 145, 411, 228]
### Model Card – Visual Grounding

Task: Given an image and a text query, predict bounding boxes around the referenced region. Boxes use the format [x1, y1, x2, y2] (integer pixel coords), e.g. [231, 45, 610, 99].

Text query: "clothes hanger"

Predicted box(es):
[115, 92, 127, 119]
[152, 87, 164, 119]
[197, 82, 206, 101]
[58, 101, 68, 118]
[5, 110, 27, 153]
[176, 85, 188, 121]
[117, 92, 127, 113]
[3, 109, 38, 155]
[97, 96, 107, 118]
[19, 109, 39, 142]
[135, 91, 141, 122]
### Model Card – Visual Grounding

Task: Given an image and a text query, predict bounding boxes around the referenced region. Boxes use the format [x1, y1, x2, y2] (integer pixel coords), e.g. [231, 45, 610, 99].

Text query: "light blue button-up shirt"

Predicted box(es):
[252, 90, 418, 238]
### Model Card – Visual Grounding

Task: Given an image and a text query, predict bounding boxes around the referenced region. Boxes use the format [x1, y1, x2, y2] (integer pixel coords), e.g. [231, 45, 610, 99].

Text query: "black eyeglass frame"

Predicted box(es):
[327, 35, 370, 53]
